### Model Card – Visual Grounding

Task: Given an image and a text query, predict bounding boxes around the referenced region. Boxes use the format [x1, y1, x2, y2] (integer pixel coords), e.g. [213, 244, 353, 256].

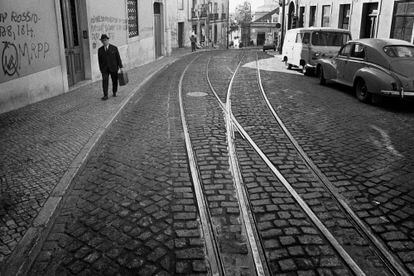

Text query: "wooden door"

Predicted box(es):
[60, 0, 84, 86]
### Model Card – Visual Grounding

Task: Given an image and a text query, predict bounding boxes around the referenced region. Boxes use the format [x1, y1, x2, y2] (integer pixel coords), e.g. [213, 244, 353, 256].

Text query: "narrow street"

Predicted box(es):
[2, 49, 413, 275]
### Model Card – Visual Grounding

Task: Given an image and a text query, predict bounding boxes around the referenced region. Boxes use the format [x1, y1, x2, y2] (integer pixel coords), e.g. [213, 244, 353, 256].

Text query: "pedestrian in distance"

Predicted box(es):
[98, 34, 123, 100]
[190, 34, 197, 52]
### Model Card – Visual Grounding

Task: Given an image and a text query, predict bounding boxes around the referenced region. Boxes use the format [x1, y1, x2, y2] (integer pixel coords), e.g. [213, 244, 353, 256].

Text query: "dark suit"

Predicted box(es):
[98, 44, 123, 96]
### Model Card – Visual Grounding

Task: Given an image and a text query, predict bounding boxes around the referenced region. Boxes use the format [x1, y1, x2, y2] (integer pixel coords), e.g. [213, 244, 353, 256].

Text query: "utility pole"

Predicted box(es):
[279, 0, 285, 54]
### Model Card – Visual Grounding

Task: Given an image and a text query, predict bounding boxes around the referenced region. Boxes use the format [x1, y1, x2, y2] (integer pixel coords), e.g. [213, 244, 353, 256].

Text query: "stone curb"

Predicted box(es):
[1, 53, 188, 276]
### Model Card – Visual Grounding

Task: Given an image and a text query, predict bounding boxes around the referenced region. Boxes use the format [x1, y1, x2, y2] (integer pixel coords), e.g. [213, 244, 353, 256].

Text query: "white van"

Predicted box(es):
[282, 27, 351, 75]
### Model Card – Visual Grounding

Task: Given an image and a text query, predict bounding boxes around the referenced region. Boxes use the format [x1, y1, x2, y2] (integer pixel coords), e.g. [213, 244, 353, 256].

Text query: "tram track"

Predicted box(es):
[207, 52, 363, 275]
[254, 53, 410, 276]
[178, 50, 410, 275]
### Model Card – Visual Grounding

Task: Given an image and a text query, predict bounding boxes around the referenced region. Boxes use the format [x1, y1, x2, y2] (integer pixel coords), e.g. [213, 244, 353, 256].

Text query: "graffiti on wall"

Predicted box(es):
[90, 16, 127, 49]
[0, 11, 50, 78]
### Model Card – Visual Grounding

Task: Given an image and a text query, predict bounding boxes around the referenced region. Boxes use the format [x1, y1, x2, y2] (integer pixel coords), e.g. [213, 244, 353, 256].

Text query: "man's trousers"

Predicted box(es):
[102, 71, 118, 96]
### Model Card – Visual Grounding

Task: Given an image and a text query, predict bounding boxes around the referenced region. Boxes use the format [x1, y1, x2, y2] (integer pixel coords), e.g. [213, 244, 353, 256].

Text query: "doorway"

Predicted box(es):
[154, 3, 163, 58]
[60, 0, 84, 86]
[214, 24, 217, 44]
[360, 3, 378, 38]
[257, 32, 265, 46]
[178, 22, 184, 48]
[288, 2, 295, 30]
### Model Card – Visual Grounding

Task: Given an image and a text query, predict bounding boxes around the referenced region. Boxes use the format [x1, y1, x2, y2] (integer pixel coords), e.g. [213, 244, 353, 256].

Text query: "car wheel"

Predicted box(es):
[319, 67, 326, 85]
[302, 66, 309, 76]
[285, 61, 292, 70]
[355, 79, 371, 103]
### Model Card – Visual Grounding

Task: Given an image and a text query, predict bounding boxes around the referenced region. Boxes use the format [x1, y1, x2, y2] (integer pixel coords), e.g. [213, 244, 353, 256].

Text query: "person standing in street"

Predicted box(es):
[98, 34, 123, 100]
[190, 34, 197, 52]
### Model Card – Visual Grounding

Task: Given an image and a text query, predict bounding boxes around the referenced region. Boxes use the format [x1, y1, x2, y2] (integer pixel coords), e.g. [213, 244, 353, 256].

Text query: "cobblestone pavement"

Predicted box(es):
[3, 48, 414, 276]
[0, 48, 191, 266]
[256, 52, 414, 273]
[28, 54, 209, 275]
[182, 51, 255, 275]
[231, 52, 357, 275]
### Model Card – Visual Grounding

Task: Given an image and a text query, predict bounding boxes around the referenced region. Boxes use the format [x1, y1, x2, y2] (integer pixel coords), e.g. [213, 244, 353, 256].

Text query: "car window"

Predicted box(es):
[295, 33, 310, 44]
[311, 31, 351, 46]
[351, 44, 365, 59]
[384, 46, 414, 58]
[303, 33, 310, 44]
[339, 44, 352, 56]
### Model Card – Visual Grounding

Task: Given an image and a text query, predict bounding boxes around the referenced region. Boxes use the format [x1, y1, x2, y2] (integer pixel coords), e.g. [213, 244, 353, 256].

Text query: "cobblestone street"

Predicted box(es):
[1, 49, 414, 275]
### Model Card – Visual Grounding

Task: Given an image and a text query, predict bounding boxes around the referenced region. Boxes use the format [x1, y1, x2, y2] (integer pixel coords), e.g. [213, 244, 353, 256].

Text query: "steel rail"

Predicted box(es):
[206, 54, 270, 276]
[209, 52, 365, 275]
[255, 53, 410, 276]
[178, 55, 225, 276]
[207, 52, 363, 275]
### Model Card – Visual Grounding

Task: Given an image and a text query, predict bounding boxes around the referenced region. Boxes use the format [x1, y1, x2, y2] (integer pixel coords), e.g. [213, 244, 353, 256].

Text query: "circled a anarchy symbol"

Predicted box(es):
[2, 42, 19, 77]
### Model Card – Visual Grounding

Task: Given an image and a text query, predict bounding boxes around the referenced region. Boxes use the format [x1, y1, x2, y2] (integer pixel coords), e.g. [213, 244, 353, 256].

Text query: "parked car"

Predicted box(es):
[263, 36, 277, 52]
[282, 27, 351, 75]
[263, 41, 276, 52]
[317, 38, 414, 103]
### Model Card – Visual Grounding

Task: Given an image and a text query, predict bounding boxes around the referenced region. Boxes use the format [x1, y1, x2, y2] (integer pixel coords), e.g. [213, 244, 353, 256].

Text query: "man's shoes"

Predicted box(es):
[101, 96, 108, 100]
[113, 93, 117, 97]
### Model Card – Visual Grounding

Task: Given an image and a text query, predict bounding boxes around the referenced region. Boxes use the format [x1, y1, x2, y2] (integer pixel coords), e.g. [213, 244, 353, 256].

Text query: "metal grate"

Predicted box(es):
[128, 0, 139, 37]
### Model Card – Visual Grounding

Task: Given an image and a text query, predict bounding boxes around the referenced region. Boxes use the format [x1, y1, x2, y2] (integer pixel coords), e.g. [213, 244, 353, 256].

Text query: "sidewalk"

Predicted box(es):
[0, 47, 194, 272]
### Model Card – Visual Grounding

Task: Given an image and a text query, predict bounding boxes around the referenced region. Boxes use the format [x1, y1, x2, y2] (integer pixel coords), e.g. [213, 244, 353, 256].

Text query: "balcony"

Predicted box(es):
[191, 9, 207, 19]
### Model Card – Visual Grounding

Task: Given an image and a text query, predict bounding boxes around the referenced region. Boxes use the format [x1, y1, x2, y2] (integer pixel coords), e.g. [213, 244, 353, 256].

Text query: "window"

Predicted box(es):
[309, 6, 316, 27]
[312, 31, 351, 46]
[391, 1, 414, 43]
[339, 44, 352, 56]
[384, 46, 414, 58]
[296, 32, 310, 44]
[128, 0, 139, 37]
[339, 4, 351, 30]
[322, 5, 330, 27]
[351, 44, 365, 59]
[299, 6, 305, 28]
[178, 0, 184, 10]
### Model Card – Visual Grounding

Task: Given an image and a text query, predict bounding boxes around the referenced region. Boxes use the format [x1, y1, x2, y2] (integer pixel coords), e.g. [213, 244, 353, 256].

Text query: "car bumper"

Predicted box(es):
[304, 64, 316, 72]
[263, 46, 276, 50]
[380, 89, 414, 98]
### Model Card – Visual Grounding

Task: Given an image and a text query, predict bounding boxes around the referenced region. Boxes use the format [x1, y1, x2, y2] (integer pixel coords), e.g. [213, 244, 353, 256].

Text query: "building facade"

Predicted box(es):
[250, 0, 279, 47]
[282, 0, 414, 43]
[190, 0, 229, 47]
[0, 0, 195, 114]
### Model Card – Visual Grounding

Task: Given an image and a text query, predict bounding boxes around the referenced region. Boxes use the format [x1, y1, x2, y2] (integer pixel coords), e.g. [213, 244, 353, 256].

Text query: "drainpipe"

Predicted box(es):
[350, 0, 354, 37]
[227, 0, 229, 49]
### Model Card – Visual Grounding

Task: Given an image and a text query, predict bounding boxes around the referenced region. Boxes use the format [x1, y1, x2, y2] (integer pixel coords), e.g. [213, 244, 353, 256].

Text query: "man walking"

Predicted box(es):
[190, 34, 197, 52]
[98, 34, 123, 100]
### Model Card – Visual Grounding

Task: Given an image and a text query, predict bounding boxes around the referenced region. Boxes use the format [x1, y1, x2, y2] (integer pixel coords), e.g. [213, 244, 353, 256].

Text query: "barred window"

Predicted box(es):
[128, 0, 139, 37]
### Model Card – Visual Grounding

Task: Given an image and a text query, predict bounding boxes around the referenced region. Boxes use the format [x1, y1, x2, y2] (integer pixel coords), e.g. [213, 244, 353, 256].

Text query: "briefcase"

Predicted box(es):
[118, 70, 129, 86]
